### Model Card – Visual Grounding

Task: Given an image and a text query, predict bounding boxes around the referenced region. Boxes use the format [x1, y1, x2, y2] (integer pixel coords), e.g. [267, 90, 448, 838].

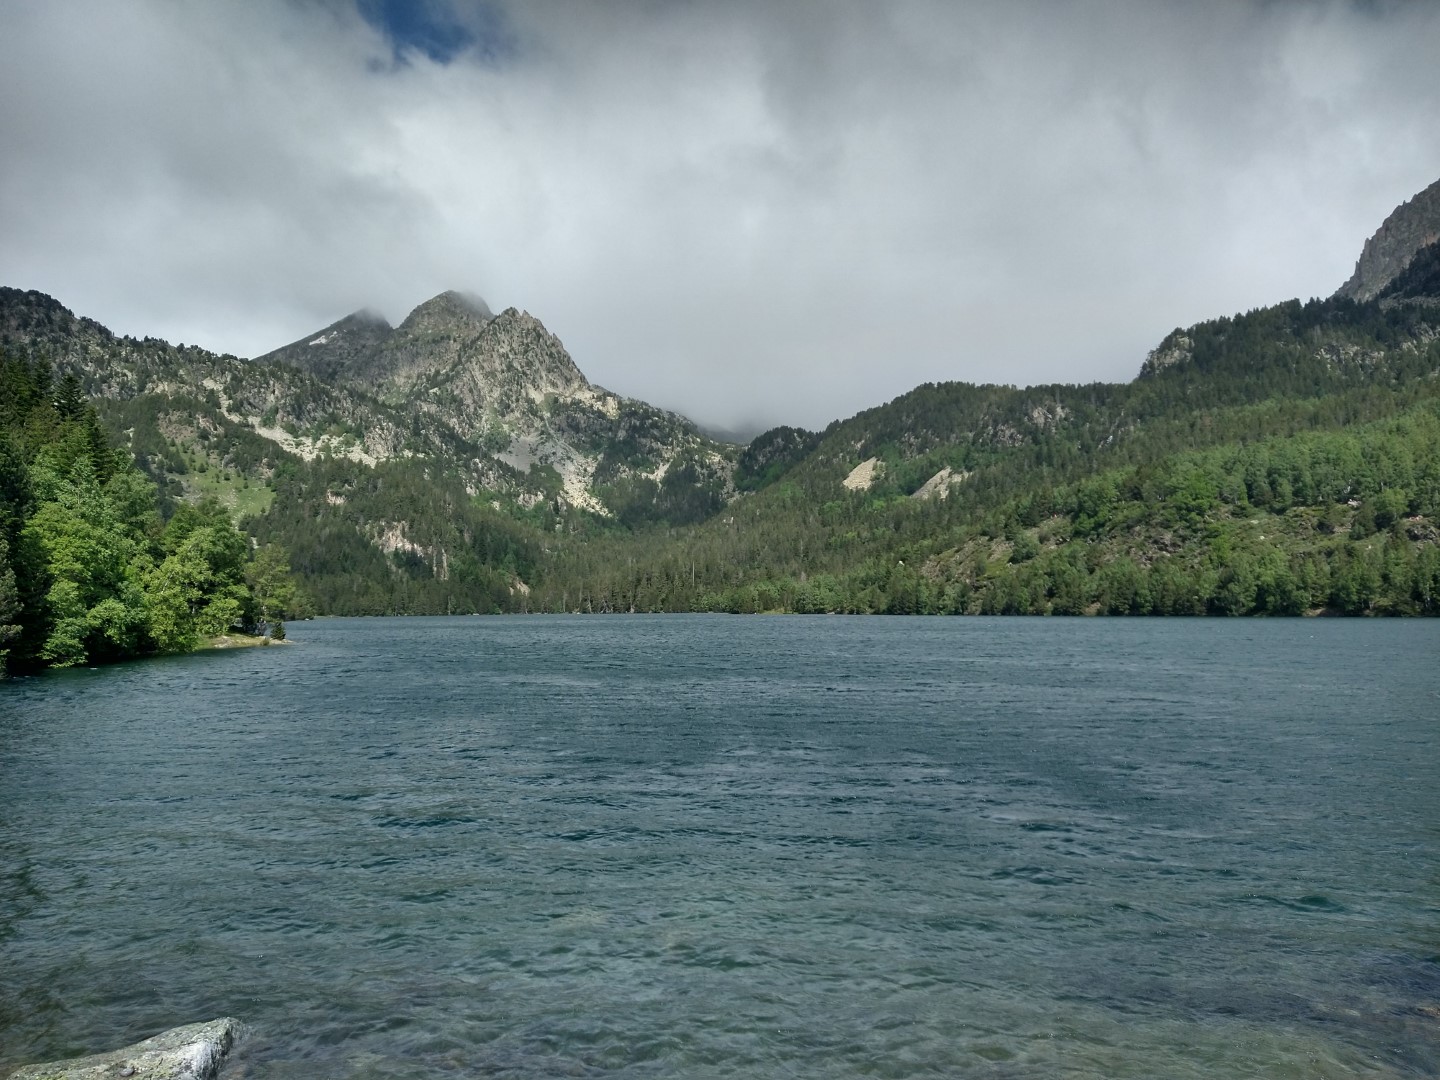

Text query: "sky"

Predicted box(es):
[2, 1, 1439, 432]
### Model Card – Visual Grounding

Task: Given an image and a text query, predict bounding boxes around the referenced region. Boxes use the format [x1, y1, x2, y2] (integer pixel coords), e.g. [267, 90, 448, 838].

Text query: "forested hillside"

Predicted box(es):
[524, 261, 1440, 616]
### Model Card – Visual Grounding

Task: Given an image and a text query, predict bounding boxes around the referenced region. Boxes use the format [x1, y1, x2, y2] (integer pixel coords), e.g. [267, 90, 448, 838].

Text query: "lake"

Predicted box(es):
[1, 616, 1437, 1078]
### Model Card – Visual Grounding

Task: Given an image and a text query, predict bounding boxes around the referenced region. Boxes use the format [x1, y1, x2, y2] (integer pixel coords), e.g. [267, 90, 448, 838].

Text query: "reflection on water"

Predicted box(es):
[1, 616, 1438, 1078]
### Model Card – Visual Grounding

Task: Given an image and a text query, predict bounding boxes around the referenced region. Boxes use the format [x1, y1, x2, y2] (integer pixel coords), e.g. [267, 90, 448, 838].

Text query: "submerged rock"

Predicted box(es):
[5, 1018, 242, 1080]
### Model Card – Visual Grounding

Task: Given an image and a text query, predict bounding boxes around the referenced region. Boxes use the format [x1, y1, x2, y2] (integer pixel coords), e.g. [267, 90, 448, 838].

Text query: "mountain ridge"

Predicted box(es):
[255, 290, 734, 516]
[3, 175, 1439, 621]
[1335, 176, 1440, 302]
[0, 283, 737, 535]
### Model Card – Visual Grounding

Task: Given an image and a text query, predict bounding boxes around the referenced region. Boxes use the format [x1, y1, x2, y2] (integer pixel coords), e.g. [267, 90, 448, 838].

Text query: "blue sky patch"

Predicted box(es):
[357, 0, 510, 66]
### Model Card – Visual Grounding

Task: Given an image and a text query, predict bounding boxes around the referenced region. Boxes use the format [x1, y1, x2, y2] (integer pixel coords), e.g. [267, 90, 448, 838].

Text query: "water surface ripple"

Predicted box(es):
[2, 616, 1438, 1078]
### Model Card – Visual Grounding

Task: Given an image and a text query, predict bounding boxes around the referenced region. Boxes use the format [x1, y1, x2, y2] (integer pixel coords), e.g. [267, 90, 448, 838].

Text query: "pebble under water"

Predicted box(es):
[1, 615, 1438, 1078]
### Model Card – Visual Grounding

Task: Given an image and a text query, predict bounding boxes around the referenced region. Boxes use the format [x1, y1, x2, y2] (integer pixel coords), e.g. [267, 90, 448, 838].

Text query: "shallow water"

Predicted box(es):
[1, 616, 1438, 1078]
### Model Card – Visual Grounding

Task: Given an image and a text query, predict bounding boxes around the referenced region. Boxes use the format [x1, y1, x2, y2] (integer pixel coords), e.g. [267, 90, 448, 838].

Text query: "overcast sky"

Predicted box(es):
[3, 1, 1439, 431]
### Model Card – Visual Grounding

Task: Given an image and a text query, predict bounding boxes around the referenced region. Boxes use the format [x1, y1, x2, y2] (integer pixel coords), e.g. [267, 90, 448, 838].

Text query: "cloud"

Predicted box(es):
[2, 0, 1438, 430]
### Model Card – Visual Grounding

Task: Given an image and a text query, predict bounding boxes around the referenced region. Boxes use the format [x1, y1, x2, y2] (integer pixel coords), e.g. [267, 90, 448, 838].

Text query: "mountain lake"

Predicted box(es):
[1, 615, 1437, 1079]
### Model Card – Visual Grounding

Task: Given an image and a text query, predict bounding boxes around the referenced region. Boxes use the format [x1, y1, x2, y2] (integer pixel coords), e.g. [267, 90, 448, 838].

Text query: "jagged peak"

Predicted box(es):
[1137, 328, 1194, 379]
[253, 303, 395, 371]
[466, 305, 589, 386]
[295, 307, 392, 344]
[340, 307, 392, 329]
[398, 290, 494, 333]
[490, 306, 544, 326]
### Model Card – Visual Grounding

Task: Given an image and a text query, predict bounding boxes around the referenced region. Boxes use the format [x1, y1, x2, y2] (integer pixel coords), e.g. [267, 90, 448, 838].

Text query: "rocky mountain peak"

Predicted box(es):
[240, 290, 724, 517]
[1335, 176, 1440, 302]
[253, 306, 393, 383]
[459, 306, 588, 392]
[258, 290, 497, 391]
[313, 307, 393, 346]
[341, 307, 392, 329]
[397, 290, 494, 336]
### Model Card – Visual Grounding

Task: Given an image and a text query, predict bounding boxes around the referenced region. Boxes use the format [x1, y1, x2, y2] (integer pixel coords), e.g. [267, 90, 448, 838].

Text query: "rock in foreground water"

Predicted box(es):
[5, 1018, 242, 1080]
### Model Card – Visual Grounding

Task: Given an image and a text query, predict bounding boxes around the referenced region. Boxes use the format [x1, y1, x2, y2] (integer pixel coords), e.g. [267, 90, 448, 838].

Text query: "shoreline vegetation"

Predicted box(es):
[1, 353, 307, 679]
[309, 603, 1428, 618]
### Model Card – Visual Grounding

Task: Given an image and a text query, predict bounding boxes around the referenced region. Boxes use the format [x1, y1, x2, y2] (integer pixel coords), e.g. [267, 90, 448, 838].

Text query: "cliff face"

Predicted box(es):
[1335, 177, 1440, 302]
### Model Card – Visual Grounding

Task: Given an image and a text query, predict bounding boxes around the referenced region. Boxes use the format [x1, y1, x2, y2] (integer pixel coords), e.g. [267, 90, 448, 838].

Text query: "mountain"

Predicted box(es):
[259, 292, 732, 516]
[259, 290, 493, 391]
[0, 285, 734, 517]
[0, 286, 513, 490]
[1335, 176, 1440, 302]
[3, 177, 1439, 621]
[527, 178, 1440, 616]
[0, 286, 735, 614]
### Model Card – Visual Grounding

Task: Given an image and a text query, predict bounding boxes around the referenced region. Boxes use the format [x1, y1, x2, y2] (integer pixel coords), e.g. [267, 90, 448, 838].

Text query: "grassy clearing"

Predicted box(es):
[176, 461, 275, 521]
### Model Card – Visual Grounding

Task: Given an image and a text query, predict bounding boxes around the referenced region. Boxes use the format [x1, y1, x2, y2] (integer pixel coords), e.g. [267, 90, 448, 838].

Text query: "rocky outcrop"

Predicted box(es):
[1138, 330, 1193, 378]
[424, 306, 591, 419]
[1335, 177, 1440, 302]
[912, 465, 971, 500]
[843, 457, 883, 491]
[4, 1018, 242, 1080]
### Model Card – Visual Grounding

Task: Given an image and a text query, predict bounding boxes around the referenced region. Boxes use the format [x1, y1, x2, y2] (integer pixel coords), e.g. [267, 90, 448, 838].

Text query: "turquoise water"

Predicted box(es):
[1, 616, 1437, 1078]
